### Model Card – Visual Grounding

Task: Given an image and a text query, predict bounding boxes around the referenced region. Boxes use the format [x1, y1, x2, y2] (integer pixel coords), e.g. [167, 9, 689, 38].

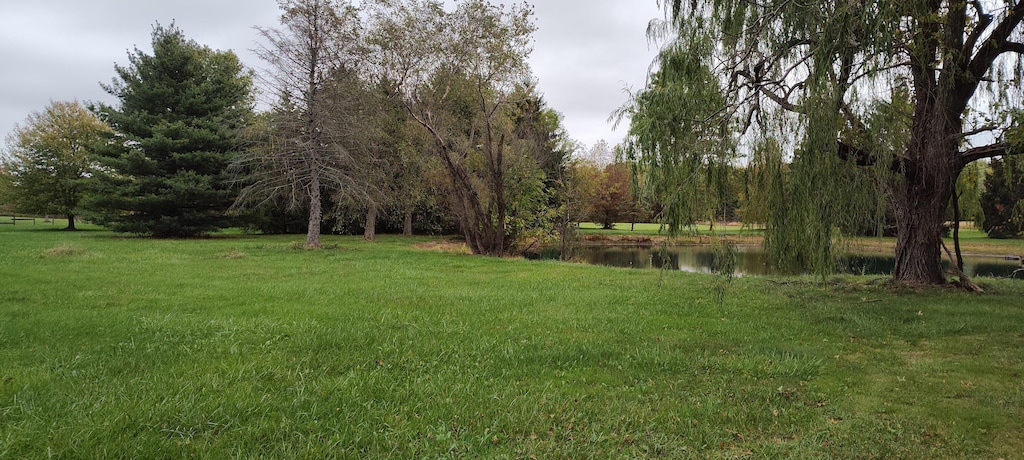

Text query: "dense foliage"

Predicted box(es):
[88, 24, 253, 238]
[0, 101, 110, 230]
[982, 158, 1024, 238]
[622, 0, 1024, 285]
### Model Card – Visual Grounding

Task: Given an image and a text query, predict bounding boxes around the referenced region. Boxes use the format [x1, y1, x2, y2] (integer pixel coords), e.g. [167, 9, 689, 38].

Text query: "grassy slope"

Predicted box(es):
[1, 223, 1022, 458]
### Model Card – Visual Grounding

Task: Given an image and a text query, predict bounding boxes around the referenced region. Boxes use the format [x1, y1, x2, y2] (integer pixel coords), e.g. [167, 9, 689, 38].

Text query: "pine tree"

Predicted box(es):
[982, 159, 1024, 239]
[88, 24, 253, 237]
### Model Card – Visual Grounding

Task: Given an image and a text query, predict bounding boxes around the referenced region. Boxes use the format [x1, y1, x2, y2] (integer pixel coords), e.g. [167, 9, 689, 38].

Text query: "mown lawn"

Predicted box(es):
[1, 223, 1022, 458]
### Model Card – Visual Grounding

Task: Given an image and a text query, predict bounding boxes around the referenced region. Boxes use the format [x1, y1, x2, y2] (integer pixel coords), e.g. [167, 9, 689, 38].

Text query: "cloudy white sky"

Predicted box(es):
[0, 1, 664, 151]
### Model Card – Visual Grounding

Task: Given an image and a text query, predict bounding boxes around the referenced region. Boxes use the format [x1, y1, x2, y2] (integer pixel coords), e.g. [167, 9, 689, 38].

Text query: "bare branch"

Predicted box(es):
[1005, 42, 1024, 55]
[960, 142, 1014, 165]
[967, 2, 1024, 83]
[964, 0, 994, 54]
[956, 124, 1001, 139]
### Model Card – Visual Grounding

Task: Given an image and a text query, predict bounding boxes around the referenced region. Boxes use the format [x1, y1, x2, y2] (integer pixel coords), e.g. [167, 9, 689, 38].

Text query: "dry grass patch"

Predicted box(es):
[220, 250, 248, 259]
[40, 244, 86, 257]
[413, 240, 471, 254]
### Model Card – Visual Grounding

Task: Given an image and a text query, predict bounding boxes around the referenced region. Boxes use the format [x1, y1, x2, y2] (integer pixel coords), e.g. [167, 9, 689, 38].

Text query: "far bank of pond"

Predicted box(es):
[529, 244, 1024, 278]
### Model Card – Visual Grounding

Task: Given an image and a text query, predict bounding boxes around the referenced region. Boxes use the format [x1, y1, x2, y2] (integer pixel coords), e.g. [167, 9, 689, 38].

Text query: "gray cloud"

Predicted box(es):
[1, 1, 662, 149]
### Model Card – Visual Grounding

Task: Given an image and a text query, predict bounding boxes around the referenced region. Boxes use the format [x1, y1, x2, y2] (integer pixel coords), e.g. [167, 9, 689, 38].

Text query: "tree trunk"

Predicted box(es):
[65, 213, 76, 231]
[892, 190, 947, 284]
[891, 105, 959, 284]
[951, 188, 964, 271]
[403, 207, 413, 236]
[306, 172, 322, 249]
[364, 202, 377, 241]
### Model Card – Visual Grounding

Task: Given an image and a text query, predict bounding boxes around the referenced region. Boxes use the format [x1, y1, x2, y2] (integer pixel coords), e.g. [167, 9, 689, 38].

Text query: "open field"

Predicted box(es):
[2, 223, 1023, 458]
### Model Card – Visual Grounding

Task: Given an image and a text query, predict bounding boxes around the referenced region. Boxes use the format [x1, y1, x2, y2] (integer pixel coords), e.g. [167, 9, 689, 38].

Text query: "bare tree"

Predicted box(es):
[232, 0, 374, 248]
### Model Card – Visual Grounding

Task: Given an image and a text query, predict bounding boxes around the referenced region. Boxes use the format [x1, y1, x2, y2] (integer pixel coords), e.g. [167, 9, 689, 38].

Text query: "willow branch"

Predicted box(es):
[967, 2, 1024, 83]
[960, 142, 1012, 165]
[956, 123, 1001, 139]
[1005, 42, 1024, 55]
[964, 0, 994, 54]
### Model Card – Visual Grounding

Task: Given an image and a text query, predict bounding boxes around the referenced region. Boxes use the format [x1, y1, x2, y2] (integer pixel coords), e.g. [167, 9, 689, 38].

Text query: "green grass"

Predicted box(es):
[2, 223, 1023, 458]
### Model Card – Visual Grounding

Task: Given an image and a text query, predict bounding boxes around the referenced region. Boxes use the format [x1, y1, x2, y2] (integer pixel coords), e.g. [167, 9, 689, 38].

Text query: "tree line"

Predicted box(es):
[0, 1, 552, 254]
[3, 0, 1024, 275]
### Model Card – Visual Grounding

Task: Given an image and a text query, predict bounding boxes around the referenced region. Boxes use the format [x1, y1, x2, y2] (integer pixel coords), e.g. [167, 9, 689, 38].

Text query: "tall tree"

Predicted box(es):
[89, 24, 253, 237]
[624, 0, 1024, 285]
[232, 0, 374, 248]
[366, 0, 537, 256]
[1, 101, 110, 230]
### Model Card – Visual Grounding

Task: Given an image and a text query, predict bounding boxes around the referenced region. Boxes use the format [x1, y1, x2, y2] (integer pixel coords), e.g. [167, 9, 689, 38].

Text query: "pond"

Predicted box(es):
[528, 245, 1024, 278]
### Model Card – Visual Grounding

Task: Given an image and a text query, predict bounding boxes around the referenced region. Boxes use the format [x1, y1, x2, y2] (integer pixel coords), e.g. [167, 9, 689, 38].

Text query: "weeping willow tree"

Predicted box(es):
[616, 33, 737, 235]
[622, 0, 1024, 286]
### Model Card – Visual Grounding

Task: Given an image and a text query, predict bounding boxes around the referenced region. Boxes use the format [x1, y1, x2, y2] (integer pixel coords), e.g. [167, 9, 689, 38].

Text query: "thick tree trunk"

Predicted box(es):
[892, 188, 948, 284]
[891, 102, 959, 284]
[306, 173, 322, 249]
[364, 202, 377, 241]
[403, 207, 413, 236]
[65, 214, 76, 231]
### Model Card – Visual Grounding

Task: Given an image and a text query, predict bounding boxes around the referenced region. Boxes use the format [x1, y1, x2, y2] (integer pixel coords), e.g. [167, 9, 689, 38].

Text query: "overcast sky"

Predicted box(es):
[0, 1, 664, 151]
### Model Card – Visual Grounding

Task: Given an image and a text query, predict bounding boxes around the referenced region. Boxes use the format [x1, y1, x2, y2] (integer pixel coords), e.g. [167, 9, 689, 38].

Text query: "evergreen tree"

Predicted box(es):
[88, 24, 253, 237]
[982, 158, 1024, 239]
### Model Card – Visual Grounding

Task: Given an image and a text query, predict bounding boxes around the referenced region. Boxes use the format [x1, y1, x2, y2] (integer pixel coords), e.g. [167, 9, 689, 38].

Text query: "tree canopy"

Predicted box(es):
[1, 101, 110, 230]
[366, 0, 556, 256]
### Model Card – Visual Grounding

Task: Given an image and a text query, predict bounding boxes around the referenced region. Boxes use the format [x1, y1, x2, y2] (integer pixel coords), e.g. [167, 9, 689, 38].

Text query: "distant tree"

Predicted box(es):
[1, 101, 110, 230]
[589, 162, 633, 229]
[232, 0, 375, 248]
[89, 24, 253, 237]
[583, 140, 616, 167]
[955, 160, 987, 229]
[981, 158, 1024, 239]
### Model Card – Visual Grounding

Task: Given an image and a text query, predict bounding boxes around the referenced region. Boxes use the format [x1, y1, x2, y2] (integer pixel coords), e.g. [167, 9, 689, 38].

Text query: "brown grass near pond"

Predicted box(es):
[413, 240, 472, 254]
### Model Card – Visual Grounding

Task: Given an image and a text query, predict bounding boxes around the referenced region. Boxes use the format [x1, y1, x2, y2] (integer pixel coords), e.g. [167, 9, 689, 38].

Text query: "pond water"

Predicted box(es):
[528, 245, 1024, 278]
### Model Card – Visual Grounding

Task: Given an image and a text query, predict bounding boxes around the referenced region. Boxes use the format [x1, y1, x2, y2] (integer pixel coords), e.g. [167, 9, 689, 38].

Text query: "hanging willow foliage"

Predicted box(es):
[621, 0, 1024, 284]
[614, 28, 736, 237]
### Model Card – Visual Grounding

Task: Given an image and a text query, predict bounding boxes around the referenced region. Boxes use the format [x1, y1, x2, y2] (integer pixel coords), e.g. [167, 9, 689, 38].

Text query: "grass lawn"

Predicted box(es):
[2, 223, 1023, 458]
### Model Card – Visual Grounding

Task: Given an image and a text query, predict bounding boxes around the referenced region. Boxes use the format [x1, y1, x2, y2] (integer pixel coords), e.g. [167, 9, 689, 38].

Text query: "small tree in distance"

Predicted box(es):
[0, 101, 110, 230]
[981, 158, 1024, 239]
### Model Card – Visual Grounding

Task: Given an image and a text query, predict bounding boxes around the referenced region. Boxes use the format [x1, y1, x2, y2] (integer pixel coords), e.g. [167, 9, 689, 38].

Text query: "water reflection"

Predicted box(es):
[529, 245, 1024, 278]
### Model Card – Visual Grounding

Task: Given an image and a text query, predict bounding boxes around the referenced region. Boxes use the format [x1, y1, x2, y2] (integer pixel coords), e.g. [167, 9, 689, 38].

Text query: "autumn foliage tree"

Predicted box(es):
[1, 101, 110, 230]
